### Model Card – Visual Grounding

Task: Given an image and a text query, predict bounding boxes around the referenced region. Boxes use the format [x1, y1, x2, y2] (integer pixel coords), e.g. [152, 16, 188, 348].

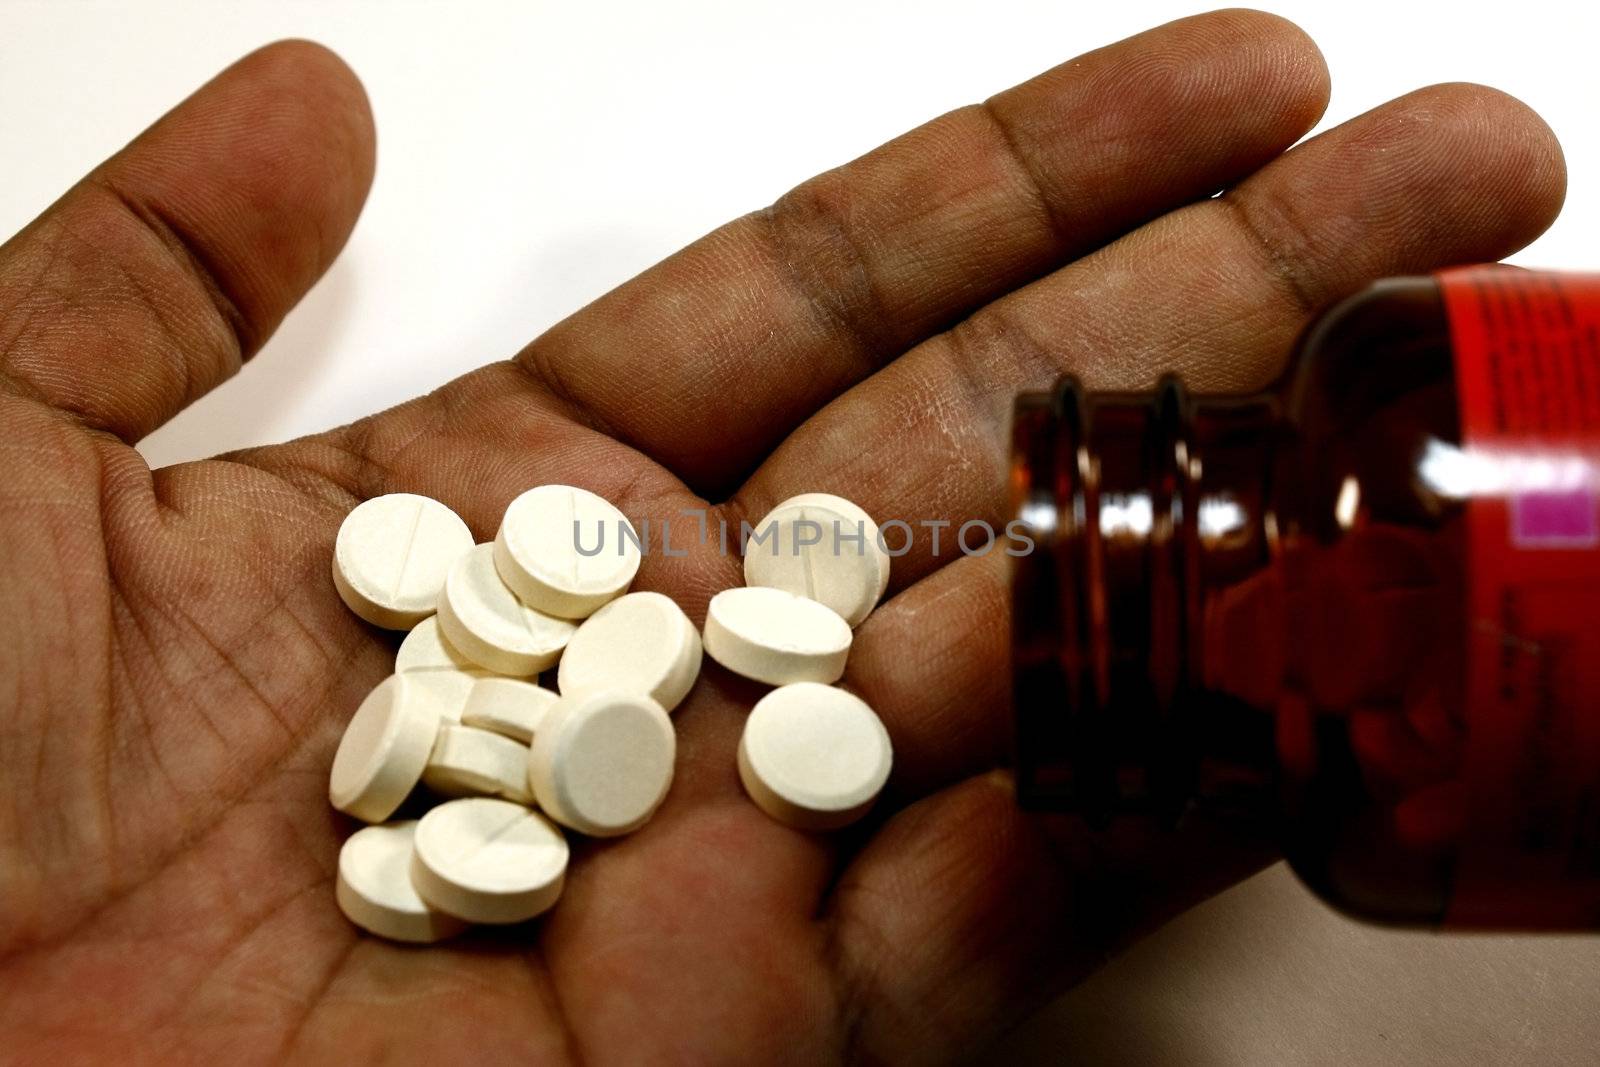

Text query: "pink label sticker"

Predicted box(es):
[1513, 489, 1598, 548]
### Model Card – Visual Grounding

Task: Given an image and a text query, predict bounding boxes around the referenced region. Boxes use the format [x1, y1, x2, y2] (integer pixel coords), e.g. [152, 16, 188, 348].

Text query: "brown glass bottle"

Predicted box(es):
[1009, 266, 1600, 928]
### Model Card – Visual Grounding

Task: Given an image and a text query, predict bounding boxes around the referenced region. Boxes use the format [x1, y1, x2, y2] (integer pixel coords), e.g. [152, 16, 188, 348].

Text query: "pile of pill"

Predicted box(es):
[327, 485, 893, 942]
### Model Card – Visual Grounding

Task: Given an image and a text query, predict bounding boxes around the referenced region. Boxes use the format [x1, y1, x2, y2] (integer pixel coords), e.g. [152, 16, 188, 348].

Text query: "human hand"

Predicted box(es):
[0, 11, 1564, 1062]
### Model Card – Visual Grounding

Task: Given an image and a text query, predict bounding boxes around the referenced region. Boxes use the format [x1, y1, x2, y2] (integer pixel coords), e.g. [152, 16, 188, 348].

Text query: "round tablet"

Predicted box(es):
[493, 484, 641, 619]
[406, 666, 487, 724]
[743, 493, 890, 628]
[701, 586, 852, 686]
[437, 544, 576, 676]
[329, 674, 445, 823]
[737, 683, 893, 831]
[336, 821, 468, 943]
[461, 677, 558, 743]
[422, 723, 535, 804]
[410, 798, 568, 924]
[332, 493, 473, 630]
[396, 615, 478, 673]
[557, 592, 702, 712]
[527, 691, 676, 837]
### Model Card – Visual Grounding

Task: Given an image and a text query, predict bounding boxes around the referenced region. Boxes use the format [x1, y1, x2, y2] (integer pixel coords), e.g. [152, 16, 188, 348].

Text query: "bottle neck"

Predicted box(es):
[1010, 376, 1283, 824]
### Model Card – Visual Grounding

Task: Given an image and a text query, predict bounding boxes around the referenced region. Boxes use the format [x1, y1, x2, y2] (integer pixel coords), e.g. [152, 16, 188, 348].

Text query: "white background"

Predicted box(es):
[5, 1, 1599, 1062]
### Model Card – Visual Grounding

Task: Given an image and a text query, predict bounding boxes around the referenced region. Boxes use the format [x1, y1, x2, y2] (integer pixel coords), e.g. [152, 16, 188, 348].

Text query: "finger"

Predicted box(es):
[734, 82, 1567, 588]
[825, 772, 1275, 1062]
[0, 40, 375, 443]
[520, 10, 1330, 493]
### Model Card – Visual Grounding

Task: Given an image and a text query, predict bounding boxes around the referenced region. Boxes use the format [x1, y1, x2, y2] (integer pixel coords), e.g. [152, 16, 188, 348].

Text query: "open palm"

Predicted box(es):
[0, 12, 1566, 1062]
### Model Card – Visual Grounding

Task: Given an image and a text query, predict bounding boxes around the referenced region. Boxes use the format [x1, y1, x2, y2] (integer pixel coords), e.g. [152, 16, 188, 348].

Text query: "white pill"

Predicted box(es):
[422, 723, 535, 804]
[743, 493, 890, 628]
[396, 614, 478, 673]
[701, 586, 852, 686]
[409, 798, 568, 924]
[332, 493, 474, 630]
[527, 690, 675, 837]
[737, 683, 893, 831]
[557, 592, 702, 712]
[437, 544, 577, 676]
[329, 674, 444, 823]
[493, 484, 641, 619]
[336, 821, 468, 943]
[405, 666, 489, 724]
[461, 676, 558, 743]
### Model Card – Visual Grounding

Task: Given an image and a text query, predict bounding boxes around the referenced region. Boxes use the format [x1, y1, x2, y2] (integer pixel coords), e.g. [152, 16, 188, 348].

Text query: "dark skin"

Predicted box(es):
[0, 9, 1567, 1062]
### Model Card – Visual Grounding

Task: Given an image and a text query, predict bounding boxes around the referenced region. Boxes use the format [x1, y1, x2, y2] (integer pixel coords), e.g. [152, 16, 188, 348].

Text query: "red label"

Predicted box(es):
[1437, 266, 1600, 927]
